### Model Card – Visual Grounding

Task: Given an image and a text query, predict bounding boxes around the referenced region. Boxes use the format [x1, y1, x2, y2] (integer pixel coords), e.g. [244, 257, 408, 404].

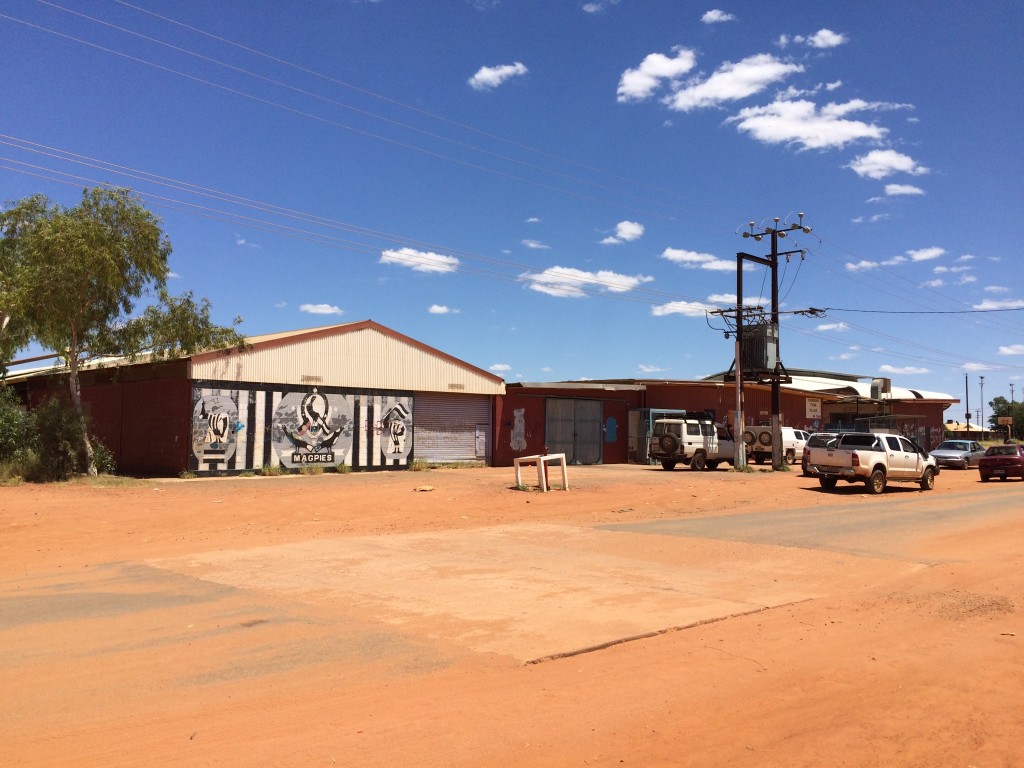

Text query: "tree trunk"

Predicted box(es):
[67, 353, 97, 476]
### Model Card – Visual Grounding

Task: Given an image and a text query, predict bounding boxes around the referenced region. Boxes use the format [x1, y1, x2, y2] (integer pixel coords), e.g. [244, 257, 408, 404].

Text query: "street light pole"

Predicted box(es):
[965, 373, 971, 442]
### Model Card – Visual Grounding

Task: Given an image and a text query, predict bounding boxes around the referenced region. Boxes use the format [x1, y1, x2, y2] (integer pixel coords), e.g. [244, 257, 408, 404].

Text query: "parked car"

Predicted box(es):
[742, 426, 810, 465]
[978, 443, 1024, 481]
[801, 432, 839, 476]
[930, 440, 986, 469]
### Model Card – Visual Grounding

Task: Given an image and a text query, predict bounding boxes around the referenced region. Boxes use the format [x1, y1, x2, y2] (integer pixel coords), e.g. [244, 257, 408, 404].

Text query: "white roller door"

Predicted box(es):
[415, 393, 492, 462]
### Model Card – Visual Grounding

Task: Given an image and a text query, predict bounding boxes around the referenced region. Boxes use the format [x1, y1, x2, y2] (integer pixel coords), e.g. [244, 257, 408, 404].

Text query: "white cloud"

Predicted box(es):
[540, 366, 553, 373]
[666, 54, 804, 112]
[922, 278, 945, 288]
[660, 247, 735, 271]
[525, 216, 541, 223]
[651, 300, 716, 317]
[962, 362, 992, 372]
[428, 304, 459, 314]
[601, 220, 645, 244]
[521, 239, 551, 250]
[999, 345, 1024, 355]
[957, 254, 976, 262]
[300, 303, 343, 315]
[826, 80, 843, 91]
[380, 247, 459, 273]
[617, 47, 697, 102]
[520, 266, 653, 298]
[805, 29, 848, 48]
[886, 183, 925, 196]
[973, 298, 1024, 310]
[701, 9, 736, 23]
[489, 363, 511, 372]
[958, 274, 977, 284]
[984, 285, 1010, 293]
[816, 322, 849, 332]
[730, 98, 905, 150]
[468, 62, 528, 91]
[638, 363, 666, 373]
[235, 235, 261, 249]
[274, 301, 287, 308]
[168, 271, 181, 279]
[845, 259, 880, 272]
[706, 293, 737, 304]
[829, 352, 855, 360]
[582, 0, 618, 12]
[907, 247, 945, 262]
[847, 149, 929, 179]
[780, 29, 848, 48]
[879, 364, 929, 375]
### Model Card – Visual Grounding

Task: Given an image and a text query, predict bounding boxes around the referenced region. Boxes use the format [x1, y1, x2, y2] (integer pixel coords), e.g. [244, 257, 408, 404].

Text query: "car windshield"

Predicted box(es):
[935, 441, 969, 451]
[806, 434, 836, 447]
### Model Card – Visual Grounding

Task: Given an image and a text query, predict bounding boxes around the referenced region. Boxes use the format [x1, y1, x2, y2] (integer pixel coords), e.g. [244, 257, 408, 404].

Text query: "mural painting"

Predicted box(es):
[190, 381, 413, 473]
[272, 389, 353, 467]
[191, 391, 239, 470]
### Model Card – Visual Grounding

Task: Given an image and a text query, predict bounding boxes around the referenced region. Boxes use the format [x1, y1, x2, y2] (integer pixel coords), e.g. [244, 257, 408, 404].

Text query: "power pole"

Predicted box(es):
[738, 214, 812, 470]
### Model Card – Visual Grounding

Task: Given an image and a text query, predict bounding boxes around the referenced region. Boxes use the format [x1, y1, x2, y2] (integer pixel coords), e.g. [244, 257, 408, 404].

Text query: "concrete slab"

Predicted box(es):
[152, 523, 922, 663]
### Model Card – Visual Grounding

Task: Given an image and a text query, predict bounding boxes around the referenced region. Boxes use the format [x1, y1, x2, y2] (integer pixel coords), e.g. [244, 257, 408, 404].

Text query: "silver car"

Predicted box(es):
[930, 440, 986, 469]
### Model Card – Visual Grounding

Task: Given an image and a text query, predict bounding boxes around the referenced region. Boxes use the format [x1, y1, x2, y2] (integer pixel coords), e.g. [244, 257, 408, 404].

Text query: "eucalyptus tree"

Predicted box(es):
[0, 186, 245, 475]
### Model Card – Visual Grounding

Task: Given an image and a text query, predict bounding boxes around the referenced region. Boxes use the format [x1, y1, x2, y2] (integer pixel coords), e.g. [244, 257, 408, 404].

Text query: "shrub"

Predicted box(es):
[32, 396, 83, 481]
[0, 387, 36, 462]
[91, 437, 117, 475]
[260, 464, 284, 476]
[335, 462, 352, 474]
[298, 464, 324, 475]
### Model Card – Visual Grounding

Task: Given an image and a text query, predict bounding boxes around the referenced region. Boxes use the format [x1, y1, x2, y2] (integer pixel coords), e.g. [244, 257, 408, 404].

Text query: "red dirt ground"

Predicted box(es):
[1, 464, 1021, 767]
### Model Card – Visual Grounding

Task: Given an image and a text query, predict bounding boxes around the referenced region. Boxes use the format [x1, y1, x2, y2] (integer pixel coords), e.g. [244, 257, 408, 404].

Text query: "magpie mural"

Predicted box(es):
[189, 381, 413, 473]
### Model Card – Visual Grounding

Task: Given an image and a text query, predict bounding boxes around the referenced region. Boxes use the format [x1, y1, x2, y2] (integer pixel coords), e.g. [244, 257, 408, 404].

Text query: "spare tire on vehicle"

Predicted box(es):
[742, 430, 756, 446]
[659, 433, 680, 453]
[758, 431, 773, 447]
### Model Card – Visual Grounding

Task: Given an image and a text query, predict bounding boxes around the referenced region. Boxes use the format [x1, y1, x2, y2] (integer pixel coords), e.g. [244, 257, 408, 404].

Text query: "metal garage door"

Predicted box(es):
[415, 393, 492, 462]
[545, 398, 603, 464]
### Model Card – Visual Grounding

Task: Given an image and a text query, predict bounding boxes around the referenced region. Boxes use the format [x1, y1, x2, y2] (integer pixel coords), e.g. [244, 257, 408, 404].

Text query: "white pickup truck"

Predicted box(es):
[803, 432, 938, 494]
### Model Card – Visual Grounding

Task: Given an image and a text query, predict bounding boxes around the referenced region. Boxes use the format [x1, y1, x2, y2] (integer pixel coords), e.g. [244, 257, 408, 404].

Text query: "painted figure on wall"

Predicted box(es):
[380, 400, 411, 461]
[510, 408, 527, 451]
[273, 389, 353, 467]
[191, 393, 239, 467]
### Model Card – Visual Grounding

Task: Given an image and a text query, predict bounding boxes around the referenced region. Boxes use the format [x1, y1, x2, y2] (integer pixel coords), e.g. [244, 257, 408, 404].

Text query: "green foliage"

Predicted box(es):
[260, 464, 284, 476]
[409, 458, 431, 472]
[1, 186, 246, 475]
[0, 386, 36, 461]
[298, 464, 324, 475]
[178, 470, 197, 479]
[0, 448, 36, 485]
[31, 396, 84, 481]
[91, 438, 117, 475]
[334, 462, 352, 474]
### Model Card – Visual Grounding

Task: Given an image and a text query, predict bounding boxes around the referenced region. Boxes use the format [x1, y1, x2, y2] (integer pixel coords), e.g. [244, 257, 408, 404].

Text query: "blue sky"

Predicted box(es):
[3, 0, 1023, 414]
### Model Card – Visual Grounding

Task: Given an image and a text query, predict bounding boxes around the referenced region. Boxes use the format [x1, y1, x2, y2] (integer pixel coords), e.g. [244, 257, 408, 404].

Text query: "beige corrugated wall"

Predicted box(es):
[189, 326, 504, 396]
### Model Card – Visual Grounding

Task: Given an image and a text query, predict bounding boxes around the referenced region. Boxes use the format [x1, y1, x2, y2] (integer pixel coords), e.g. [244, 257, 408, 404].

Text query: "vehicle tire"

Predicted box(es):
[758, 431, 772, 447]
[818, 477, 838, 490]
[867, 469, 887, 494]
[690, 452, 706, 471]
[754, 453, 766, 465]
[961, 458, 969, 470]
[785, 449, 796, 465]
[660, 459, 677, 471]
[659, 433, 680, 453]
[742, 430, 756, 446]
[980, 474, 990, 482]
[706, 460, 719, 470]
[919, 466, 935, 491]
[1000, 475, 1008, 481]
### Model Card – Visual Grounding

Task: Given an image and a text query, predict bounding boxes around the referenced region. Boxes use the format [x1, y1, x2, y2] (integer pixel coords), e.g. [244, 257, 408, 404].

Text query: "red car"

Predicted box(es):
[978, 443, 1024, 481]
